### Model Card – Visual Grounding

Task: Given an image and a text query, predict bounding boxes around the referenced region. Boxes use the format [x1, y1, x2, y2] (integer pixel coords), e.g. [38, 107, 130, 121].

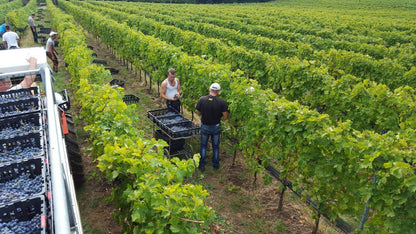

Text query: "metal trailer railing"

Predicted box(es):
[0, 48, 83, 234]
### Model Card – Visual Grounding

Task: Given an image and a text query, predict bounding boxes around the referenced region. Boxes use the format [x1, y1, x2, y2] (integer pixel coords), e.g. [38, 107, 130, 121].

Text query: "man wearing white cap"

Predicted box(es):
[46, 31, 58, 73]
[195, 82, 229, 172]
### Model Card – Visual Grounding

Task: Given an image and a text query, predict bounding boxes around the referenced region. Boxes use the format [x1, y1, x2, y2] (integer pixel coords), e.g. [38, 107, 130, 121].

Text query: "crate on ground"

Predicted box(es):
[92, 59, 107, 65]
[165, 120, 200, 138]
[0, 113, 43, 139]
[15, 27, 27, 34]
[0, 195, 47, 233]
[38, 36, 47, 44]
[110, 79, 125, 87]
[122, 94, 140, 105]
[147, 108, 179, 123]
[154, 130, 185, 153]
[105, 68, 119, 75]
[0, 97, 41, 119]
[38, 28, 51, 34]
[0, 158, 47, 206]
[0, 132, 44, 164]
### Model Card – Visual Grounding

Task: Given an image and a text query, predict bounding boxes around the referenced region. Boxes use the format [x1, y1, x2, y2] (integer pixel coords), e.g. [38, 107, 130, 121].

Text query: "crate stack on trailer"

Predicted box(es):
[0, 87, 49, 233]
[0, 47, 83, 233]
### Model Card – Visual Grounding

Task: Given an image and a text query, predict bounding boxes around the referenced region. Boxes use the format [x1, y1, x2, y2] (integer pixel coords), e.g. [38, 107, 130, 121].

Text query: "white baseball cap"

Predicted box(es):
[49, 31, 57, 36]
[210, 83, 221, 91]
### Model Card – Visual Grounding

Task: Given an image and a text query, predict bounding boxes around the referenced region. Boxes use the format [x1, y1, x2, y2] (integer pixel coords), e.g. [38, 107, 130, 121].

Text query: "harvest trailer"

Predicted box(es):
[0, 47, 83, 233]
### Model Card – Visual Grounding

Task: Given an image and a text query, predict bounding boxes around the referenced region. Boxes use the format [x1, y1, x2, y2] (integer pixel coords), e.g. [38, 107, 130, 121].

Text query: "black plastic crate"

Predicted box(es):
[38, 28, 51, 34]
[0, 87, 40, 103]
[0, 158, 47, 206]
[0, 97, 41, 118]
[0, 195, 46, 233]
[105, 68, 119, 75]
[37, 36, 47, 44]
[110, 79, 125, 87]
[165, 120, 200, 138]
[122, 95, 140, 104]
[93, 59, 107, 65]
[57, 89, 70, 111]
[154, 130, 185, 153]
[0, 113, 43, 139]
[0, 132, 44, 164]
[147, 108, 179, 123]
[155, 114, 187, 129]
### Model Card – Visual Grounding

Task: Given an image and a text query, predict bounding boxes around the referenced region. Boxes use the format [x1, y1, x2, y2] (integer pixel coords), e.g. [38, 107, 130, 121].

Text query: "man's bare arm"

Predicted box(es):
[20, 57, 37, 88]
[160, 81, 173, 101]
[222, 111, 229, 120]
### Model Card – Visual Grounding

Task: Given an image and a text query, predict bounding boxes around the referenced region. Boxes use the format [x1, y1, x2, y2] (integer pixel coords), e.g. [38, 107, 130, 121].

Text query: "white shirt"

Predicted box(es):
[2, 31, 20, 49]
[46, 38, 54, 53]
[165, 78, 178, 99]
[28, 16, 35, 27]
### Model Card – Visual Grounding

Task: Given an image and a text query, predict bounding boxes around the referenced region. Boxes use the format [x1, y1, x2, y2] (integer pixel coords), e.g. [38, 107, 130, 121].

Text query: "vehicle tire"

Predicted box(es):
[64, 113, 85, 188]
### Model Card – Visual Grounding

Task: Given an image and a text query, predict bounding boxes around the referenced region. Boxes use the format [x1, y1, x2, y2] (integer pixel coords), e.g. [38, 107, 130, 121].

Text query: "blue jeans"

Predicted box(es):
[31, 26, 38, 43]
[200, 124, 221, 168]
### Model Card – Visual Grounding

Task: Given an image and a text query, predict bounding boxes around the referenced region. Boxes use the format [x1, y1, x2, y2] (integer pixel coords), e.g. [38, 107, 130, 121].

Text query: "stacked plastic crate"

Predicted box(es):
[147, 108, 200, 138]
[0, 87, 48, 233]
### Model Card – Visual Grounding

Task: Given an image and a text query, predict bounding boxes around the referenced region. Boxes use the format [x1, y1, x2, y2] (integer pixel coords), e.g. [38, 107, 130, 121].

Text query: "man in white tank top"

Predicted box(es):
[160, 68, 182, 112]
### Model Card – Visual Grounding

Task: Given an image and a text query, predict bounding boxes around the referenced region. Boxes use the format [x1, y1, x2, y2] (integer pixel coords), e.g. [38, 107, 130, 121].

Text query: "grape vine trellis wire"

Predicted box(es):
[264, 164, 354, 233]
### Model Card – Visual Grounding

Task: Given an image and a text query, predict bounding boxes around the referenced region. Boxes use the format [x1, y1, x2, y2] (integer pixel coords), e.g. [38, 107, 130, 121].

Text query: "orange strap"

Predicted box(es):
[61, 111, 69, 135]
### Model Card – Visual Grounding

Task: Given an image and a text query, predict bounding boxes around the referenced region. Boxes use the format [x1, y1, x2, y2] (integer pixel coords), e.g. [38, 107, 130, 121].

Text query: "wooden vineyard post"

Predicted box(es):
[312, 212, 321, 234]
[149, 73, 152, 91]
[278, 181, 287, 212]
[232, 149, 237, 166]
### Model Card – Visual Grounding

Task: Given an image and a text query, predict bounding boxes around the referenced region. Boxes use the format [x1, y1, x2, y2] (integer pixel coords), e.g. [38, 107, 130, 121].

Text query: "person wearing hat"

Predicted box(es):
[46, 31, 58, 73]
[195, 82, 229, 172]
[160, 68, 182, 112]
[28, 13, 38, 43]
[2, 25, 20, 50]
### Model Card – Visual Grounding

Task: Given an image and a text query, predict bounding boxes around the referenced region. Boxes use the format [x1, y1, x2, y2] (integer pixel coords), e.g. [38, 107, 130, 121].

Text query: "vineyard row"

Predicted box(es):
[72, 0, 416, 135]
